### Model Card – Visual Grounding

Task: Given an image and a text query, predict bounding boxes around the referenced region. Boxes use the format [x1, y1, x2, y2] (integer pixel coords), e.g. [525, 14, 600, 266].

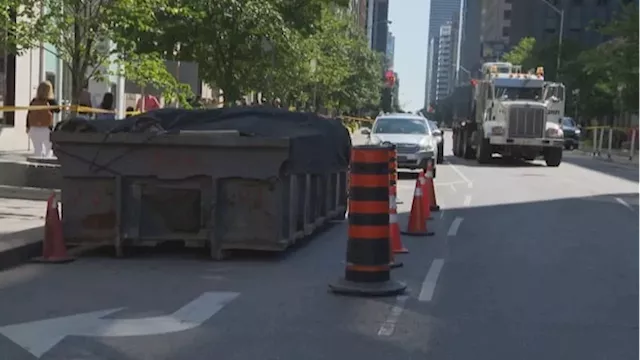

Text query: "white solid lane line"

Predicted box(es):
[418, 259, 445, 302]
[445, 161, 473, 189]
[447, 217, 464, 237]
[615, 197, 635, 212]
[377, 295, 409, 337]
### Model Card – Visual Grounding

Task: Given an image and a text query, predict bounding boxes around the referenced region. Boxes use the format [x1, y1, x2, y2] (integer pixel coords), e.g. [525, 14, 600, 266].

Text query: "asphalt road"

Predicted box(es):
[0, 132, 637, 360]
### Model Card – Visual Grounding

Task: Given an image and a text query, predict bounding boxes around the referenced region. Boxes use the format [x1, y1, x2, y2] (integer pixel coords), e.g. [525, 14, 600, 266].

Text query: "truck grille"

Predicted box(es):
[507, 107, 545, 138]
[395, 143, 420, 154]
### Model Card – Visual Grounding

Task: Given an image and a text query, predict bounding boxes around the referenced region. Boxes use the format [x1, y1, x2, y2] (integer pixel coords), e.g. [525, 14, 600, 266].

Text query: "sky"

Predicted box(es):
[388, 0, 430, 112]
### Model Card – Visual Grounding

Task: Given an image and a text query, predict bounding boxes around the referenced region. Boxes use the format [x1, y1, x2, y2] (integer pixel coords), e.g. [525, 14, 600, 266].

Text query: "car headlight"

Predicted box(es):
[545, 128, 564, 138]
[420, 138, 434, 151]
[574, 129, 581, 135]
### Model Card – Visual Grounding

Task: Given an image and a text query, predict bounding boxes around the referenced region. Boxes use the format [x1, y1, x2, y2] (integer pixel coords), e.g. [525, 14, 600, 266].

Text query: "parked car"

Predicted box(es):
[427, 120, 444, 164]
[362, 113, 438, 176]
[561, 117, 581, 150]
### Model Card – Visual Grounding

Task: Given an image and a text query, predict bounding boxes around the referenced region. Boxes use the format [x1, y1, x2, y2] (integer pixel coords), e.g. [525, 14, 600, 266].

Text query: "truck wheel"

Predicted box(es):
[463, 130, 474, 159]
[544, 147, 563, 167]
[476, 136, 492, 164]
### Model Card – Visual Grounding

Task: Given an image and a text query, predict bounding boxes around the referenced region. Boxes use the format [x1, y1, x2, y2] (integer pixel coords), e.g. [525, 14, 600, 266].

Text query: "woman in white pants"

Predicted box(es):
[26, 81, 60, 158]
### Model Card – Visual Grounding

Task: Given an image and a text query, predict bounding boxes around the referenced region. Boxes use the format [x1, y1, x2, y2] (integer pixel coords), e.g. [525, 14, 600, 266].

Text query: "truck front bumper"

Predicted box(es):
[489, 137, 563, 147]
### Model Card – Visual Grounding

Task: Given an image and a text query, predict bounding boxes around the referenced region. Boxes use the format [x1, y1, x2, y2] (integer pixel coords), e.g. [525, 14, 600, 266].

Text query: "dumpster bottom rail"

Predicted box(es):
[62, 171, 348, 259]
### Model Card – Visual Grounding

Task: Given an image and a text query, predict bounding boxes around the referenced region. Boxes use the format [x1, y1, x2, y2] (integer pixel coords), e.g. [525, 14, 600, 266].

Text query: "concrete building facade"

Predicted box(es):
[480, 0, 512, 62]
[459, 0, 483, 81]
[509, 0, 634, 50]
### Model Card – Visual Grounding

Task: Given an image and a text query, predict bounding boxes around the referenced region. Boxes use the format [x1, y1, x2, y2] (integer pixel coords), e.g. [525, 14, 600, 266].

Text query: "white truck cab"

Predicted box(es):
[543, 81, 566, 126]
[473, 64, 564, 166]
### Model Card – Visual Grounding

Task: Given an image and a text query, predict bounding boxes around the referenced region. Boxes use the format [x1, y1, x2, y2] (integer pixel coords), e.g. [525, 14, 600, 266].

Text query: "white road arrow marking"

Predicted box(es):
[0, 291, 239, 358]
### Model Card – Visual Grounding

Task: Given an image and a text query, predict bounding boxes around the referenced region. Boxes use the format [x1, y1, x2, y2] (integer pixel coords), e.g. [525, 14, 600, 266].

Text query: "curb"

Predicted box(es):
[0, 185, 60, 201]
[0, 227, 43, 271]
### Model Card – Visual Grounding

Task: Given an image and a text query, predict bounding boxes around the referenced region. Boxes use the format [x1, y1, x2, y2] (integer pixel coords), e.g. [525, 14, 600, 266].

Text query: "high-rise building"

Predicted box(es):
[459, 0, 482, 81]
[371, 0, 390, 54]
[509, 0, 635, 49]
[386, 32, 395, 68]
[480, 0, 512, 62]
[424, 0, 462, 107]
[435, 22, 454, 102]
[423, 37, 436, 108]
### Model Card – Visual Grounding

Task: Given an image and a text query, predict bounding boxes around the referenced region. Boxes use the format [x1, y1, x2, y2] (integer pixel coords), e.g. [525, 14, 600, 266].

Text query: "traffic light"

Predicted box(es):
[384, 70, 396, 88]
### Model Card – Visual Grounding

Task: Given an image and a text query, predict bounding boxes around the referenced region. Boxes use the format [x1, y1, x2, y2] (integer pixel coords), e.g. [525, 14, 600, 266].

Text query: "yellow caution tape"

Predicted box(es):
[0, 104, 143, 117]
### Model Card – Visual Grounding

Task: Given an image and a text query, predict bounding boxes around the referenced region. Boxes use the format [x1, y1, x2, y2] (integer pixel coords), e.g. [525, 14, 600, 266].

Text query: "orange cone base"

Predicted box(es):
[31, 256, 75, 264]
[390, 260, 404, 268]
[430, 205, 440, 211]
[329, 278, 407, 297]
[401, 230, 435, 237]
[393, 247, 409, 254]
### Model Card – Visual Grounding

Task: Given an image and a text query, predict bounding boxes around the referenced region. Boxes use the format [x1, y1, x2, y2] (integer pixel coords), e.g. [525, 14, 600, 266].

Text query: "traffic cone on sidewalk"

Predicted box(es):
[401, 179, 435, 236]
[32, 193, 75, 264]
[424, 160, 440, 211]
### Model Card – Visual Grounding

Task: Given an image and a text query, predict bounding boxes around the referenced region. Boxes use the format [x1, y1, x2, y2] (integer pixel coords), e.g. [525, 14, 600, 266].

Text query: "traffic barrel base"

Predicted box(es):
[329, 277, 407, 297]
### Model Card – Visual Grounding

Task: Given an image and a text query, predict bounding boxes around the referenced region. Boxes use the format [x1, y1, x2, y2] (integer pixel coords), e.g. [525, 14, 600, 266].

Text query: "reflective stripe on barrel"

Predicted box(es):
[346, 145, 391, 283]
[388, 144, 398, 188]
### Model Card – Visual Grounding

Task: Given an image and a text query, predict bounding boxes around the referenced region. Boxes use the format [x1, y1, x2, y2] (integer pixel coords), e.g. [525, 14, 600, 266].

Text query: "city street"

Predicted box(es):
[0, 132, 637, 360]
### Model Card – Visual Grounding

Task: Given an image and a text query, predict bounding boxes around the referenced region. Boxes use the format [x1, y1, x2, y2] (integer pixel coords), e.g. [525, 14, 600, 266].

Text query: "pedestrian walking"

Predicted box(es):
[26, 81, 59, 158]
[136, 94, 161, 112]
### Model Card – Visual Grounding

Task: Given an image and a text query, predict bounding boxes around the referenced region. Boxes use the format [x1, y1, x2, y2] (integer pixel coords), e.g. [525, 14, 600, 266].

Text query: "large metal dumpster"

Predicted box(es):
[51, 109, 349, 259]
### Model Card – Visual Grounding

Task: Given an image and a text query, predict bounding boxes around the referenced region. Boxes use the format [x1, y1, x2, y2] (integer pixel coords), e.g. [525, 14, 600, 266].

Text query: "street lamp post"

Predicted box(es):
[539, 0, 564, 80]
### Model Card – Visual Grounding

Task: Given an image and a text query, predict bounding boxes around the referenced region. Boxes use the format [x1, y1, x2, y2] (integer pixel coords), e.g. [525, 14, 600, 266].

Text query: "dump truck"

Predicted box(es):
[451, 62, 565, 166]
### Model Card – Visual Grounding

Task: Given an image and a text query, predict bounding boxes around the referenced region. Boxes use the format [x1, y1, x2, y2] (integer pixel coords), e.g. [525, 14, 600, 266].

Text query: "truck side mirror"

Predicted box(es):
[361, 128, 371, 136]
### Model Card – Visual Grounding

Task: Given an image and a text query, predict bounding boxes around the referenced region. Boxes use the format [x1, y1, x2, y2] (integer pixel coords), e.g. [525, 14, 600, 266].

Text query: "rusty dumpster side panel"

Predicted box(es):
[52, 132, 348, 258]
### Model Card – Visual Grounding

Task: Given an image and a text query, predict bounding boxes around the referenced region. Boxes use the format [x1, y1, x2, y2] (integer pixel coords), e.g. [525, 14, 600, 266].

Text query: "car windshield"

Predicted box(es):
[562, 117, 576, 127]
[373, 118, 428, 134]
[495, 86, 542, 100]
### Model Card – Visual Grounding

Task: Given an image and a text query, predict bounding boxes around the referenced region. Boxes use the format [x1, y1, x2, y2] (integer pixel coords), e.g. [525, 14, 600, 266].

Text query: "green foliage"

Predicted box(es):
[0, 0, 191, 105]
[501, 37, 537, 69]
[500, 3, 638, 119]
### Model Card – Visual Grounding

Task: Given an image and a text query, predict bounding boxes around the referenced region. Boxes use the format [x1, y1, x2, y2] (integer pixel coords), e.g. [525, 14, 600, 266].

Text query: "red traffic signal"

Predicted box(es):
[384, 70, 396, 88]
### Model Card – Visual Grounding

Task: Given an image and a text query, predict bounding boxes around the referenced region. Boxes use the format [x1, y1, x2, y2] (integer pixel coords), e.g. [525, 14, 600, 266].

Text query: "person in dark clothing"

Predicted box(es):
[95, 93, 115, 120]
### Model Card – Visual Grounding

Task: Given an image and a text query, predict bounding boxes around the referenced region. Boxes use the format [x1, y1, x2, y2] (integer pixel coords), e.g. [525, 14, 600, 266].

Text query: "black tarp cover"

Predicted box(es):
[55, 107, 352, 174]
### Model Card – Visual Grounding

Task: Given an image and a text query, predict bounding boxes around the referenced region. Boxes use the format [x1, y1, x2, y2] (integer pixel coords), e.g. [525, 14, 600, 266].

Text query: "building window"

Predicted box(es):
[503, 10, 511, 20]
[502, 27, 510, 37]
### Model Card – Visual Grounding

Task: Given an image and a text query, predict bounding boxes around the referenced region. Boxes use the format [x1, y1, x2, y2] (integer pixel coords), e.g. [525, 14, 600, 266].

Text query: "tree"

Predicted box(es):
[501, 37, 537, 69]
[579, 1, 638, 115]
[1, 0, 192, 105]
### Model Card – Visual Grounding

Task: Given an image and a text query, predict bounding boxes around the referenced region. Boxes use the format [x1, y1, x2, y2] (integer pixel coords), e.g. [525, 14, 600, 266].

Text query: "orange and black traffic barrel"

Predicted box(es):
[329, 144, 407, 297]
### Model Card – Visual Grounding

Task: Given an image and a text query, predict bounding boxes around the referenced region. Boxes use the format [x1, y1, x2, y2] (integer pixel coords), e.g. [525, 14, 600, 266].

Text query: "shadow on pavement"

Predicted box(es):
[562, 152, 639, 183]
[404, 191, 638, 360]
[443, 155, 545, 168]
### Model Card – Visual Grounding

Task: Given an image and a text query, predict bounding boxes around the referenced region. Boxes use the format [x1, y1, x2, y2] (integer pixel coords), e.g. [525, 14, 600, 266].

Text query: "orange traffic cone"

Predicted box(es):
[33, 193, 75, 264]
[389, 193, 407, 255]
[418, 170, 433, 220]
[401, 180, 435, 236]
[425, 160, 440, 211]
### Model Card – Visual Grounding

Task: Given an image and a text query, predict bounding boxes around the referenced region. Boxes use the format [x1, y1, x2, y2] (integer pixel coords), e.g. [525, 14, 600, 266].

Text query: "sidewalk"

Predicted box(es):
[574, 148, 639, 167]
[0, 197, 47, 270]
